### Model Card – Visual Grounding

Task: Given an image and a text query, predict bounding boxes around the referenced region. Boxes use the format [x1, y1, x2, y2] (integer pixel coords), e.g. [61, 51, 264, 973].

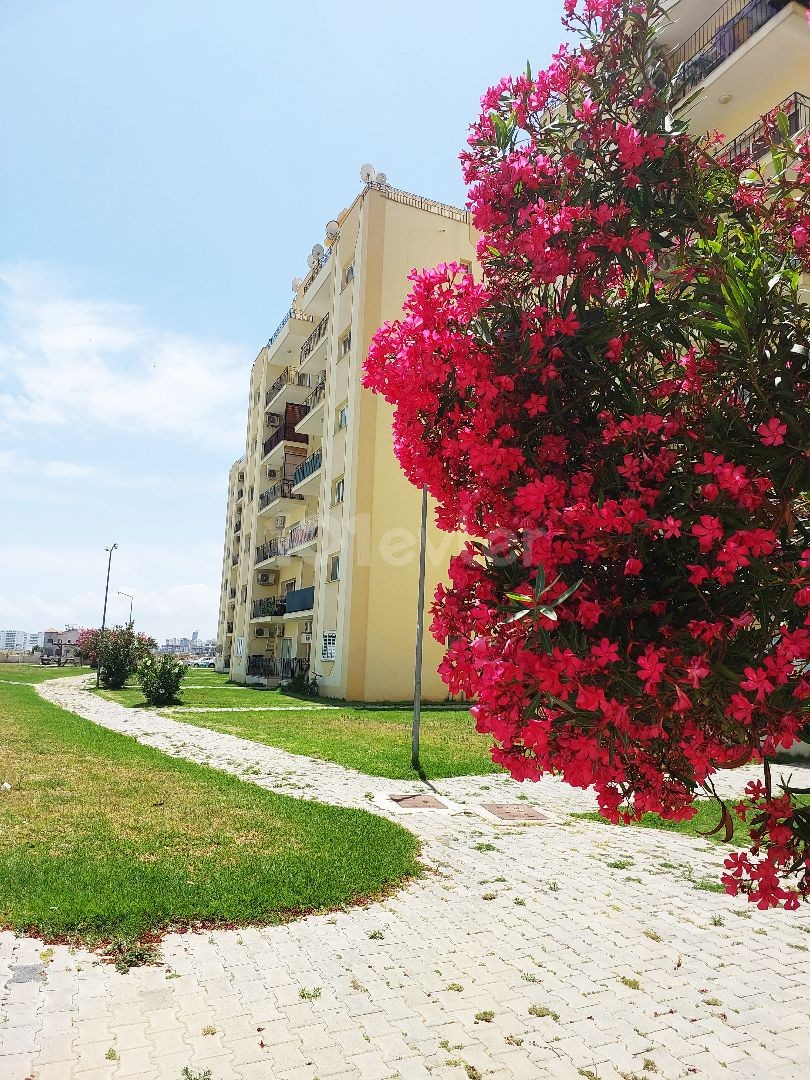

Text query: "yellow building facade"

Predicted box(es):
[216, 179, 476, 700]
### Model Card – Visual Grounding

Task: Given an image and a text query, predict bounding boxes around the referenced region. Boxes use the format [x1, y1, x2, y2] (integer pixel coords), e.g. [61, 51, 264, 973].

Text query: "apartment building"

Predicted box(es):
[661, 0, 810, 149]
[216, 176, 476, 700]
[0, 630, 29, 651]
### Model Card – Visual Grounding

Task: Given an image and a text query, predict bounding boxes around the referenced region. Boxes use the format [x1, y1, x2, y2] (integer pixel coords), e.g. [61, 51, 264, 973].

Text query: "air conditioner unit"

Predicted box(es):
[266, 413, 280, 427]
[255, 627, 265, 637]
[257, 571, 277, 585]
[275, 515, 286, 529]
[301, 633, 312, 643]
[266, 467, 278, 479]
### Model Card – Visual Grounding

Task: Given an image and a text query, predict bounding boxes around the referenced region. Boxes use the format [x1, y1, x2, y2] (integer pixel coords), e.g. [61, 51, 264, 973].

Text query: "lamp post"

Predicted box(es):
[412, 486, 428, 774]
[97, 543, 118, 687]
[117, 590, 133, 626]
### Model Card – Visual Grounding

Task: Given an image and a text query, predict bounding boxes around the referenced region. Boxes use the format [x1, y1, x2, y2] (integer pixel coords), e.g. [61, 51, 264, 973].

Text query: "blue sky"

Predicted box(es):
[0, 0, 561, 642]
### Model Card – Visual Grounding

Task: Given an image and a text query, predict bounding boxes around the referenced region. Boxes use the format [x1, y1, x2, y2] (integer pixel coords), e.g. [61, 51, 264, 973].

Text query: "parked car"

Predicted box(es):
[190, 657, 216, 668]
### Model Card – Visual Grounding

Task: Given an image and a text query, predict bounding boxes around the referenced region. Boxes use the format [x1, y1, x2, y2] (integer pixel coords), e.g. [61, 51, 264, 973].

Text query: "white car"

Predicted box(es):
[191, 657, 216, 668]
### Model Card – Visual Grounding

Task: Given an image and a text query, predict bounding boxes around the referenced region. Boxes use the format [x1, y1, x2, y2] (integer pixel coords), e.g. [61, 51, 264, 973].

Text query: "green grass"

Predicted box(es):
[95, 672, 498, 779]
[0, 663, 92, 684]
[573, 796, 810, 847]
[163, 706, 495, 779]
[0, 679, 420, 952]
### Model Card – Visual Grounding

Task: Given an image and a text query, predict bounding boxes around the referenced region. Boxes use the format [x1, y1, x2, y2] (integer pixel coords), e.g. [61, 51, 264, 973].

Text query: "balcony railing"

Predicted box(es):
[365, 178, 470, 223]
[233, 520, 242, 534]
[285, 585, 315, 613]
[300, 314, 329, 363]
[247, 656, 309, 680]
[293, 447, 323, 486]
[670, 0, 799, 104]
[252, 596, 286, 618]
[267, 307, 314, 349]
[258, 479, 304, 510]
[256, 539, 279, 564]
[236, 487, 244, 502]
[283, 518, 319, 553]
[725, 91, 810, 161]
[298, 250, 331, 299]
[265, 367, 311, 406]
[262, 423, 308, 458]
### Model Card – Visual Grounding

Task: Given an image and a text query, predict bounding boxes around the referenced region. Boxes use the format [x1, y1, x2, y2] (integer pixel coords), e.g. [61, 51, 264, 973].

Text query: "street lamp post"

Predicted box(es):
[117, 590, 133, 625]
[97, 543, 118, 687]
[412, 486, 428, 775]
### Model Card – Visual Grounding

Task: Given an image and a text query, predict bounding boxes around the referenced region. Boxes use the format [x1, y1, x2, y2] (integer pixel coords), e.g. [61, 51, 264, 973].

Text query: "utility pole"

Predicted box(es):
[97, 543, 118, 687]
[412, 487, 428, 774]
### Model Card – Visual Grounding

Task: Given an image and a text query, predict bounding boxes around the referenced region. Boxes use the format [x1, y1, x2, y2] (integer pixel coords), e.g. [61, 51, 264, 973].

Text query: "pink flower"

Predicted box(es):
[757, 418, 787, 447]
[624, 557, 642, 576]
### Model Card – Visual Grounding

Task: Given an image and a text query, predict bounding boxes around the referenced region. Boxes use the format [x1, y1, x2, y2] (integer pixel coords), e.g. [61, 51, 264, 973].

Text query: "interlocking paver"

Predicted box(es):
[2, 673, 804, 1078]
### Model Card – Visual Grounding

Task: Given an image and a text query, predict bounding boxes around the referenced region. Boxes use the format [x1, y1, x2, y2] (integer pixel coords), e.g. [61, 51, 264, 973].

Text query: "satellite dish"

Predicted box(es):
[360, 163, 376, 183]
[311, 243, 324, 261]
[376, 172, 388, 188]
[307, 252, 317, 269]
[292, 277, 303, 292]
[325, 220, 340, 240]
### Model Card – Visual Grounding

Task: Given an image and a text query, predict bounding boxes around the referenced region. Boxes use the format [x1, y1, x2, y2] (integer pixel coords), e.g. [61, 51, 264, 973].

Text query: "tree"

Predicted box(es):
[81, 626, 157, 689]
[364, 0, 809, 907]
[137, 653, 186, 707]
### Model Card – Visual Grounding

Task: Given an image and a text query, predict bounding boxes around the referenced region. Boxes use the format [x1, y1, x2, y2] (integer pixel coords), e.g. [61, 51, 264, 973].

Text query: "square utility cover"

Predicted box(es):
[476, 803, 550, 824]
[373, 791, 464, 815]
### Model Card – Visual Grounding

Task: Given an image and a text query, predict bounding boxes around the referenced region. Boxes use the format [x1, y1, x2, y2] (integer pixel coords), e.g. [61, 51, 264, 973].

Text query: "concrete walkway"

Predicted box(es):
[0, 675, 807, 1080]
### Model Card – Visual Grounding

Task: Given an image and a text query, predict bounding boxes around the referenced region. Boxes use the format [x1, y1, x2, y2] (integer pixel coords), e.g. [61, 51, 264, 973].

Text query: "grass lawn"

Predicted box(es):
[0, 678, 420, 960]
[573, 795, 810, 847]
[0, 663, 92, 684]
[94, 670, 498, 780]
[159, 706, 499, 780]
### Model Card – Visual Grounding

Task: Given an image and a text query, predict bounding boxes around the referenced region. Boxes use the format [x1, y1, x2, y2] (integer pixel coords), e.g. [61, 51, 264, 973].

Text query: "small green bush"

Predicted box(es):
[137, 654, 186, 706]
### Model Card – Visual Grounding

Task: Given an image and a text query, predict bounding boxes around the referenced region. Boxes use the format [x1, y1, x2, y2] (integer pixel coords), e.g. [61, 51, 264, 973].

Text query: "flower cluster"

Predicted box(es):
[364, 0, 810, 906]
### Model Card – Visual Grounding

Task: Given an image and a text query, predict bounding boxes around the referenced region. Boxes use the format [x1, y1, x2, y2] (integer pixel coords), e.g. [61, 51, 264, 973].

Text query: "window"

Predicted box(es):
[339, 330, 352, 357]
[283, 579, 296, 594]
[329, 554, 340, 582]
[459, 259, 472, 274]
[322, 631, 337, 661]
[342, 262, 355, 288]
[336, 402, 349, 431]
[333, 476, 345, 505]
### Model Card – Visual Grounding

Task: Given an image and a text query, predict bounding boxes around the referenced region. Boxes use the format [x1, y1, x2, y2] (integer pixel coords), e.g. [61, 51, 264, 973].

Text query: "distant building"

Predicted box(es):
[1, 630, 29, 651]
[28, 632, 44, 649]
[42, 627, 82, 662]
[161, 635, 215, 656]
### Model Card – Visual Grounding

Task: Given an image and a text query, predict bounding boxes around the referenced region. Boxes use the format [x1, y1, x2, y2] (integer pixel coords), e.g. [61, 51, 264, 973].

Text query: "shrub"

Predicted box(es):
[96, 626, 156, 690]
[363, 0, 809, 907]
[137, 654, 186, 707]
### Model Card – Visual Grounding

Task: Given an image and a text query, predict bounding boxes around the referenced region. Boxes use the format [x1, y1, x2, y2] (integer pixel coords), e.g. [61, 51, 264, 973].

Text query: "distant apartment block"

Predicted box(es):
[215, 176, 476, 700]
[0, 630, 30, 651]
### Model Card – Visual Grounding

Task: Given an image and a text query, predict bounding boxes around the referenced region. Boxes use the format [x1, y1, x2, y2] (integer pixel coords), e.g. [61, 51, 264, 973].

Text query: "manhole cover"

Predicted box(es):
[481, 803, 549, 822]
[389, 793, 448, 810]
[9, 964, 44, 984]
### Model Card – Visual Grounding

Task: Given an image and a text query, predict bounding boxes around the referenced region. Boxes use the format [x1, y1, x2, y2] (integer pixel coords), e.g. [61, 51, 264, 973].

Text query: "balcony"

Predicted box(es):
[226, 622, 234, 634]
[262, 422, 308, 459]
[295, 378, 328, 435]
[231, 553, 239, 567]
[725, 90, 810, 160]
[229, 588, 237, 600]
[236, 487, 244, 503]
[258, 478, 304, 512]
[265, 367, 312, 409]
[266, 307, 315, 353]
[255, 539, 279, 565]
[666, 1, 810, 140]
[252, 595, 287, 618]
[300, 314, 329, 368]
[285, 585, 315, 614]
[283, 517, 319, 554]
[233, 520, 242, 534]
[246, 656, 309, 681]
[293, 447, 323, 488]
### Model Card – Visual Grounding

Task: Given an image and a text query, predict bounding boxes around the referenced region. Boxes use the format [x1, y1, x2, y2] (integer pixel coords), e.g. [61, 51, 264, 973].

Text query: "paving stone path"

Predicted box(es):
[1, 675, 809, 1080]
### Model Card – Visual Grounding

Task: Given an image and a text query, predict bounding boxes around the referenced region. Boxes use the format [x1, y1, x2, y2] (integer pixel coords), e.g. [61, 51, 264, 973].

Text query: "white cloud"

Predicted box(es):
[0, 544, 220, 641]
[0, 262, 247, 447]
